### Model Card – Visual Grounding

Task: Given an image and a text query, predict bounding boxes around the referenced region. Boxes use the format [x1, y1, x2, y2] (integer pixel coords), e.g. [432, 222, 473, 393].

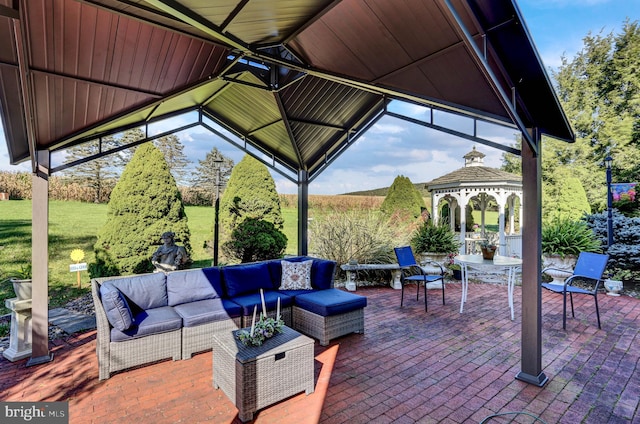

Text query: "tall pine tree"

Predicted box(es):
[154, 134, 190, 184]
[191, 147, 234, 204]
[551, 20, 640, 211]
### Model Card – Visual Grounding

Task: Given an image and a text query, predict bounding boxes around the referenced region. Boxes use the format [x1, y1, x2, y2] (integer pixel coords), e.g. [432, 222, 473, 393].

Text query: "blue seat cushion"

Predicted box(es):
[100, 282, 133, 331]
[167, 268, 223, 306]
[222, 262, 275, 297]
[108, 272, 168, 310]
[277, 289, 315, 298]
[110, 306, 182, 342]
[230, 291, 294, 316]
[294, 289, 367, 317]
[173, 298, 242, 327]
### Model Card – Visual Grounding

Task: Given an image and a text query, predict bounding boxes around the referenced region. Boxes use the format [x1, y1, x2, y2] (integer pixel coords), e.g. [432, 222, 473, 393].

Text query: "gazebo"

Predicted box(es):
[427, 147, 522, 256]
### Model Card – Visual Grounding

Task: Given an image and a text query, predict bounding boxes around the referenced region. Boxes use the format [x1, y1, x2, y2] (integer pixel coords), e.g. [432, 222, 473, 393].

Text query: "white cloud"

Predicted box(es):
[369, 122, 406, 135]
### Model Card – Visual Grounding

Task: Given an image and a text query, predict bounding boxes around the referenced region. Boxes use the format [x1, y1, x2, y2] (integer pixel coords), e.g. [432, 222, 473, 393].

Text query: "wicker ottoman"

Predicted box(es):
[213, 325, 315, 422]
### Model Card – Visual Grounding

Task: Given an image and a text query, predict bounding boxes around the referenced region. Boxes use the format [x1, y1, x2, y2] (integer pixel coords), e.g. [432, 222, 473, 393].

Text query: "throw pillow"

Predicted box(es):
[279, 259, 313, 290]
[100, 282, 134, 331]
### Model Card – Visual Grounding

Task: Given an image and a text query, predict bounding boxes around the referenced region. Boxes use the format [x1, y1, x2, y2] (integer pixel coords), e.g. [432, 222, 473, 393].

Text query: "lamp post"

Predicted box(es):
[213, 159, 223, 266]
[604, 155, 613, 247]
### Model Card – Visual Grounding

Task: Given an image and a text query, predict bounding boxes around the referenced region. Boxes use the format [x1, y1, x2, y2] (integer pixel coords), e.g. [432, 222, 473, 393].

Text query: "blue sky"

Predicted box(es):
[1, 0, 638, 194]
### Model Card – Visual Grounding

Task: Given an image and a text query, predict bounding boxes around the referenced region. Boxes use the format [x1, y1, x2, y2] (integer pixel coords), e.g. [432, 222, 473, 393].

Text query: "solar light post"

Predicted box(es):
[604, 155, 614, 247]
[213, 160, 223, 266]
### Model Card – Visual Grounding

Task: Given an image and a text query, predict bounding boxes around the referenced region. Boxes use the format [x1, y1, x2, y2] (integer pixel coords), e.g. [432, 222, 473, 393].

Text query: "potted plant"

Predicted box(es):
[603, 270, 628, 296]
[541, 216, 601, 284]
[2, 264, 32, 300]
[444, 253, 462, 280]
[411, 222, 460, 274]
[479, 240, 498, 260]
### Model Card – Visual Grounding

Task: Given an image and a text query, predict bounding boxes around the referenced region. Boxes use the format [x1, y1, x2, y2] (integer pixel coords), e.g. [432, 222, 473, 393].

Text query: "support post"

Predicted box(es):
[604, 156, 613, 247]
[515, 129, 546, 386]
[297, 170, 309, 256]
[213, 162, 222, 266]
[28, 151, 53, 366]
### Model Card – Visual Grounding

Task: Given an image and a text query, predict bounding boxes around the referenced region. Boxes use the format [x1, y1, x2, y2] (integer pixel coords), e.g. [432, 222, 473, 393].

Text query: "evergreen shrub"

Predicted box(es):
[380, 175, 425, 221]
[584, 210, 640, 280]
[90, 143, 191, 276]
[223, 218, 287, 263]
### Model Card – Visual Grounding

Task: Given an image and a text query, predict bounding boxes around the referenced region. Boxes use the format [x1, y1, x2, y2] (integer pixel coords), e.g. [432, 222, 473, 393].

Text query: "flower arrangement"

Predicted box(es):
[479, 240, 497, 251]
[473, 224, 480, 233]
[236, 289, 285, 347]
[237, 315, 284, 347]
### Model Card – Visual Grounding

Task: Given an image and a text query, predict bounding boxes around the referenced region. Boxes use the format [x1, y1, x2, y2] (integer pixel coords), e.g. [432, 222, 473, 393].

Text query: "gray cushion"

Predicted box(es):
[100, 282, 133, 331]
[108, 272, 168, 309]
[173, 298, 242, 327]
[167, 269, 221, 306]
[110, 306, 182, 342]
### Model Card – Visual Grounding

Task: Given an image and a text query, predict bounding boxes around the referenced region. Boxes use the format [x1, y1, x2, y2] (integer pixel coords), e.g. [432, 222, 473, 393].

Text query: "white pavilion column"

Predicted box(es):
[449, 198, 458, 232]
[458, 192, 472, 254]
[519, 195, 524, 234]
[479, 193, 487, 234]
[498, 202, 506, 256]
[431, 192, 442, 225]
[508, 195, 516, 234]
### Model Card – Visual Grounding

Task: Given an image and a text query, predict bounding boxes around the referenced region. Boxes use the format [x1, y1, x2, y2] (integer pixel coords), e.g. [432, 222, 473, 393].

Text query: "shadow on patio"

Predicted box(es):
[1, 281, 638, 423]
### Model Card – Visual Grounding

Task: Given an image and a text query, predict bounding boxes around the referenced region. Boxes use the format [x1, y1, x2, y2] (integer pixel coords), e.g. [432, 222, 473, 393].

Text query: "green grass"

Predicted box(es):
[472, 210, 499, 232]
[0, 200, 298, 314]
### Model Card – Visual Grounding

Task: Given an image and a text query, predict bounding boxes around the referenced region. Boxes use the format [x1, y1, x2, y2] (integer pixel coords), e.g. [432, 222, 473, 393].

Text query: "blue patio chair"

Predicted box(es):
[394, 246, 445, 312]
[541, 252, 609, 329]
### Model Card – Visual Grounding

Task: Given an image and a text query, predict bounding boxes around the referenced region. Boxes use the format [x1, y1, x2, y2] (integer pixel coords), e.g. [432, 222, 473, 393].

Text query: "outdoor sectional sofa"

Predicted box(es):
[91, 256, 367, 380]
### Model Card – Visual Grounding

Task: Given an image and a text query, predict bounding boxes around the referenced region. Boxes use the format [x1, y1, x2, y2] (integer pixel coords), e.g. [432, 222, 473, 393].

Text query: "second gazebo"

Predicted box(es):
[425, 147, 522, 256]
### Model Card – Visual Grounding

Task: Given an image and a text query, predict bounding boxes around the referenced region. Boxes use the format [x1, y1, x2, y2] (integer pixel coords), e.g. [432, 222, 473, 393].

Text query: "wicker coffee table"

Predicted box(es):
[213, 325, 315, 422]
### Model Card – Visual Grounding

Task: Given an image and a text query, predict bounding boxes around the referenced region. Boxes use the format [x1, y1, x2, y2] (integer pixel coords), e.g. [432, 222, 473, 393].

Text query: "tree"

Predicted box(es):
[219, 155, 284, 237]
[542, 168, 591, 222]
[154, 134, 190, 184]
[191, 147, 234, 203]
[380, 175, 425, 221]
[63, 135, 122, 203]
[90, 143, 191, 275]
[550, 20, 640, 211]
[62, 128, 144, 202]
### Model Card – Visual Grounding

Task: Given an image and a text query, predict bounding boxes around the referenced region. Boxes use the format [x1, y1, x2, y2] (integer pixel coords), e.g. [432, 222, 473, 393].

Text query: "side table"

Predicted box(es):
[213, 325, 315, 422]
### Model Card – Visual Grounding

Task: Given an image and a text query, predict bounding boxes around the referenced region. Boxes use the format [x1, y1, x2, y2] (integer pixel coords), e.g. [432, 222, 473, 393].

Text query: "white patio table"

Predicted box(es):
[455, 254, 522, 320]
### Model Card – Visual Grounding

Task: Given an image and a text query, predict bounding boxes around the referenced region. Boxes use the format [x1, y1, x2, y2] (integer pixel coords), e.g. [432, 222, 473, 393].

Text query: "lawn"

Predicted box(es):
[0, 200, 298, 315]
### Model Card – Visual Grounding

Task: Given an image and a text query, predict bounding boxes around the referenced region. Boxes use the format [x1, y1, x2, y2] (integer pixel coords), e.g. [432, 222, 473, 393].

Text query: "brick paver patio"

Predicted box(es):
[1, 281, 638, 423]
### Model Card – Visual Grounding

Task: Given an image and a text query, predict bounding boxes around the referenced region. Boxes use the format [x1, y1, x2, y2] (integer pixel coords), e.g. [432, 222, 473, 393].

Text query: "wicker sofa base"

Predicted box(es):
[292, 306, 364, 346]
[103, 330, 182, 380]
[182, 316, 242, 359]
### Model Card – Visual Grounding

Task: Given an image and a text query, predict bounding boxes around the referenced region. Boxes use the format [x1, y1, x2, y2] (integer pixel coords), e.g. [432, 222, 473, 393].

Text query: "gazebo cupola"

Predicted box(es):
[464, 146, 486, 167]
[426, 147, 523, 256]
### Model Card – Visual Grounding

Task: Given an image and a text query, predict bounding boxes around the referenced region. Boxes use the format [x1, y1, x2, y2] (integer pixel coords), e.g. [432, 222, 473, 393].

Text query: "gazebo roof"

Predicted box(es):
[426, 147, 522, 189]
